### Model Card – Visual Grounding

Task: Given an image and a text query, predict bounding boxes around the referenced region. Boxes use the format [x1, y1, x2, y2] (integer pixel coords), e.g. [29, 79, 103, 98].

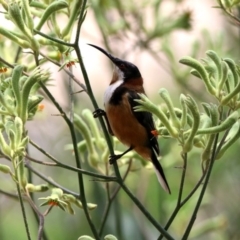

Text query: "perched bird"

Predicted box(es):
[89, 44, 170, 193]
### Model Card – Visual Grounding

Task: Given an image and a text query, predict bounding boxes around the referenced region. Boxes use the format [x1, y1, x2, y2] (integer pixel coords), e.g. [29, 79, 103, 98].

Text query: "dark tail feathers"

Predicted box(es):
[151, 150, 171, 194]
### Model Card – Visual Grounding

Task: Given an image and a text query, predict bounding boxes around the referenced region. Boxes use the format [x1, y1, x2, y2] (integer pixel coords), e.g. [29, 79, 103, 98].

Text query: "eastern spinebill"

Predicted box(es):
[89, 44, 171, 194]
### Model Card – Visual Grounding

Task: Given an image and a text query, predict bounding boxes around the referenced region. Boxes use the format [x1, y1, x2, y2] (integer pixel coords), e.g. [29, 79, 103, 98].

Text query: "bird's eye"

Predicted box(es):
[119, 63, 126, 70]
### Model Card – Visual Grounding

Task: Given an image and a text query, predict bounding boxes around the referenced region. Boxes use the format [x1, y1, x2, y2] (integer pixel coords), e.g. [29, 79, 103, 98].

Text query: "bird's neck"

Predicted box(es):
[122, 77, 144, 88]
[104, 77, 144, 106]
[104, 79, 124, 105]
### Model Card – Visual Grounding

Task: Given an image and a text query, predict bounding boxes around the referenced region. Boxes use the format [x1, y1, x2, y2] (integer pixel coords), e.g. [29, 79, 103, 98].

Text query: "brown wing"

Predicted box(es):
[127, 91, 160, 155]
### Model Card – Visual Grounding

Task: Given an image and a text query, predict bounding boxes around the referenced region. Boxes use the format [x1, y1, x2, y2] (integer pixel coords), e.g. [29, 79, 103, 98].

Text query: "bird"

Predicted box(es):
[89, 44, 171, 193]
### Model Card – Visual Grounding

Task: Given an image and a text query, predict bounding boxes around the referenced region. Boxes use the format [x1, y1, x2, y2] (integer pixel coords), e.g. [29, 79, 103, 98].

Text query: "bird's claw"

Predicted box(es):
[93, 108, 106, 118]
[109, 154, 121, 165]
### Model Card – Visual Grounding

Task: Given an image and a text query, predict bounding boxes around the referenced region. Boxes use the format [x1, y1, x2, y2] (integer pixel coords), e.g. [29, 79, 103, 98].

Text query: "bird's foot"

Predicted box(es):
[109, 154, 122, 165]
[93, 108, 106, 118]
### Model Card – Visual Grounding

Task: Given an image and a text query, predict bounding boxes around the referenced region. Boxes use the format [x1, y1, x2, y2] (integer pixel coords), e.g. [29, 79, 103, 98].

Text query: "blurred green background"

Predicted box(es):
[0, 0, 240, 239]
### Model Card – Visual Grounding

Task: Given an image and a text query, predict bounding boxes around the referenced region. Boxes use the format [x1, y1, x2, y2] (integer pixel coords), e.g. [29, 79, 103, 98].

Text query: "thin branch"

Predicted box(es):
[98, 162, 112, 237]
[74, 4, 85, 45]
[158, 167, 208, 239]
[120, 182, 174, 240]
[0, 189, 20, 199]
[158, 153, 188, 239]
[111, 159, 132, 200]
[28, 141, 117, 181]
[214, 128, 231, 157]
[24, 192, 45, 240]
[69, 1, 99, 238]
[26, 155, 57, 166]
[25, 162, 80, 197]
[99, 159, 132, 237]
[177, 153, 188, 205]
[68, 65, 74, 122]
[16, 182, 31, 240]
[180, 171, 206, 207]
[182, 107, 233, 239]
[0, 57, 16, 69]
[218, 1, 240, 24]
[34, 30, 74, 47]
[39, 51, 87, 92]
[181, 133, 219, 240]
[14, 46, 22, 63]
[27, 157, 49, 240]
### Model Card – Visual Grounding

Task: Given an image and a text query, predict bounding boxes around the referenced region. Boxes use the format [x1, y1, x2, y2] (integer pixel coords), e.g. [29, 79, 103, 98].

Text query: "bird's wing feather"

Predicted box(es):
[128, 91, 171, 193]
[127, 91, 160, 155]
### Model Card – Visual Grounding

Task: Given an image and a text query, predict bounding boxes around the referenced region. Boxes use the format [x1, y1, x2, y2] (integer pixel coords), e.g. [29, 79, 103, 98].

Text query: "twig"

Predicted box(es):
[16, 182, 31, 240]
[68, 65, 74, 122]
[28, 141, 117, 181]
[120, 181, 174, 240]
[24, 192, 45, 240]
[181, 133, 219, 239]
[25, 162, 80, 197]
[34, 30, 74, 47]
[98, 159, 132, 237]
[0, 189, 20, 199]
[182, 107, 233, 239]
[27, 157, 49, 240]
[218, 1, 240, 24]
[14, 46, 22, 63]
[158, 153, 188, 239]
[26, 155, 57, 166]
[39, 51, 87, 92]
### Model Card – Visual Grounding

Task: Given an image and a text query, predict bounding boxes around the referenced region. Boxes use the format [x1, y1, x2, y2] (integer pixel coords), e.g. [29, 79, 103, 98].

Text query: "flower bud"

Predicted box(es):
[35, 0, 68, 31]
[104, 235, 118, 240]
[0, 164, 12, 174]
[78, 236, 95, 240]
[8, 2, 32, 40]
[159, 88, 180, 129]
[179, 56, 216, 95]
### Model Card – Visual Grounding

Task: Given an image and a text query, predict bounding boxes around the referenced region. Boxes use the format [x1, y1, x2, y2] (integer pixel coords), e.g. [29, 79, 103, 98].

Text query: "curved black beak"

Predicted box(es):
[88, 44, 118, 64]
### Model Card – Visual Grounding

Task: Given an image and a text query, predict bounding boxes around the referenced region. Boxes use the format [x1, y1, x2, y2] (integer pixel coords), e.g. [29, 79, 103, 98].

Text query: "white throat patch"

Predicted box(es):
[104, 79, 124, 105]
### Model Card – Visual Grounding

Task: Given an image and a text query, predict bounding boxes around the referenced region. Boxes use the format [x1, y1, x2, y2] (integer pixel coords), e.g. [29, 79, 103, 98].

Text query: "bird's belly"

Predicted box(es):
[106, 104, 148, 149]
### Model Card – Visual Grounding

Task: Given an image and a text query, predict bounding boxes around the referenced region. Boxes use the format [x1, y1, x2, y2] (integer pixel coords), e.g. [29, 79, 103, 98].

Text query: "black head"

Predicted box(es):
[88, 44, 141, 81]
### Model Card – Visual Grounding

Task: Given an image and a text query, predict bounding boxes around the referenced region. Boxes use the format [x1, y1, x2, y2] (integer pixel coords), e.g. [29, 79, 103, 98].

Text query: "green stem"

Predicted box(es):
[158, 153, 188, 239]
[68, 66, 74, 122]
[99, 160, 132, 237]
[74, 0, 86, 46]
[180, 171, 207, 207]
[34, 29, 74, 47]
[98, 192, 112, 237]
[25, 162, 80, 197]
[16, 178, 31, 240]
[120, 182, 174, 240]
[218, 1, 240, 23]
[178, 153, 187, 205]
[27, 158, 49, 240]
[0, 189, 20, 199]
[159, 154, 213, 240]
[14, 46, 22, 63]
[160, 174, 209, 239]
[181, 134, 219, 239]
[39, 51, 87, 91]
[25, 150, 117, 181]
[68, 1, 100, 238]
